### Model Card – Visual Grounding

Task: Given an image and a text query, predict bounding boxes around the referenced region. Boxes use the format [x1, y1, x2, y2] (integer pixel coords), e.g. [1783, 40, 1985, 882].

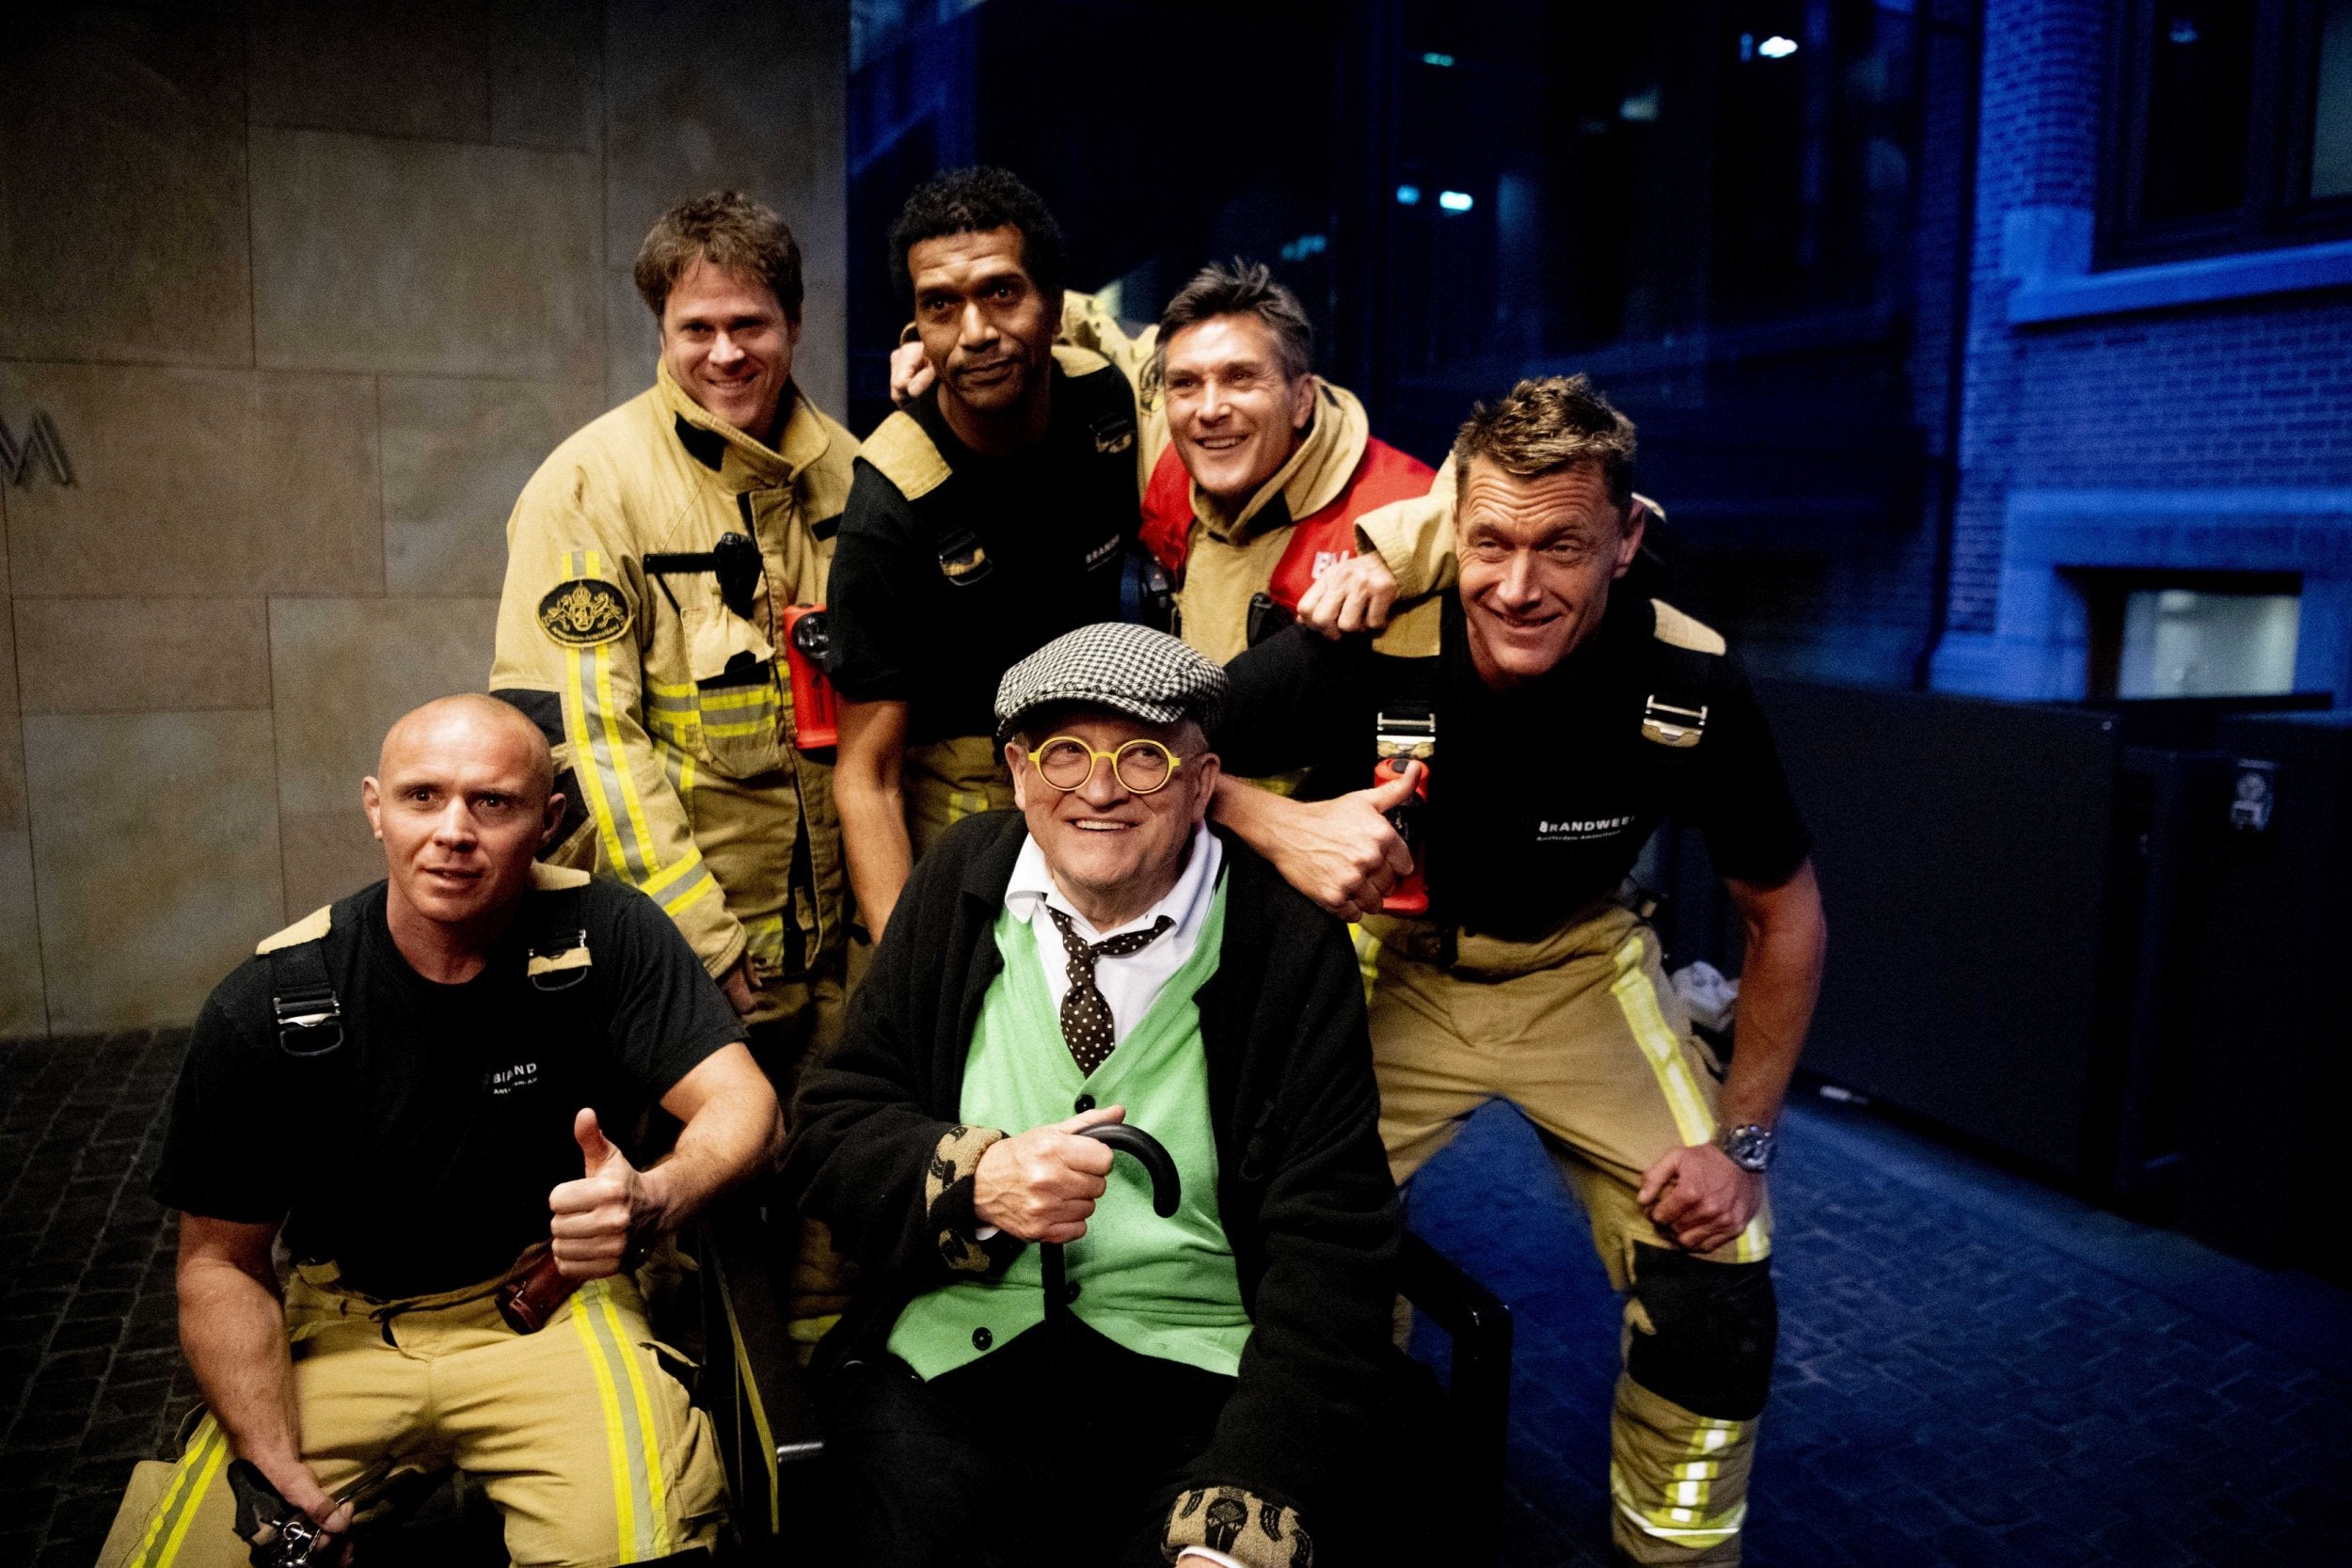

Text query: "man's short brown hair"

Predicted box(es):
[1144, 259, 1314, 397]
[1452, 374, 1637, 515]
[634, 190, 803, 323]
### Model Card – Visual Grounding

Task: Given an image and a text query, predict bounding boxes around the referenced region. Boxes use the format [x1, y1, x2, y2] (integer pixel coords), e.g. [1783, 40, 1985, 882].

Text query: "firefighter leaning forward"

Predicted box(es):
[1213, 375, 1828, 1567]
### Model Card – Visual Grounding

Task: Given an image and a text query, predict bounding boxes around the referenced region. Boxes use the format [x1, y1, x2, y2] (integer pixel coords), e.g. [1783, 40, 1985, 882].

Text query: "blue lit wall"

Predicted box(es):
[1931, 0, 2352, 703]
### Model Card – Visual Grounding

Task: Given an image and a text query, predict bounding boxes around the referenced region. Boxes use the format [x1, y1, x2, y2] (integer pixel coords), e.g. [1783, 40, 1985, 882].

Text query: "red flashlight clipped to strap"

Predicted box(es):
[780, 604, 838, 752]
[1375, 706, 1435, 916]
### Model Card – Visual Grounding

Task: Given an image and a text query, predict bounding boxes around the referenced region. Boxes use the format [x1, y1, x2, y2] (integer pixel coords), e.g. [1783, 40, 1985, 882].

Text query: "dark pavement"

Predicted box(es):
[2, 1034, 201, 1568]
[1407, 1096, 2352, 1566]
[6, 1032, 2351, 1567]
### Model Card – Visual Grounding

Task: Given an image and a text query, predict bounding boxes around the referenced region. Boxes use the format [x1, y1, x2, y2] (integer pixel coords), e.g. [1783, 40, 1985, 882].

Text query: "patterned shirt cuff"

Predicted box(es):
[1165, 1485, 1312, 1568]
[924, 1123, 1009, 1275]
[1175, 1550, 1248, 1568]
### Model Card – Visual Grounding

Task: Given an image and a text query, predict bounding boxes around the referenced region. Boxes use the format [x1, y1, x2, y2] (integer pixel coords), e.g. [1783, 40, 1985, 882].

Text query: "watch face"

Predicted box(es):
[1721, 1125, 1773, 1171]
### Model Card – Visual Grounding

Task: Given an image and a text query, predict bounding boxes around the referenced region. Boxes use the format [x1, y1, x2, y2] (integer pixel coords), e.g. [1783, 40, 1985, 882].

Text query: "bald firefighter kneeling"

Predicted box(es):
[102, 697, 773, 1568]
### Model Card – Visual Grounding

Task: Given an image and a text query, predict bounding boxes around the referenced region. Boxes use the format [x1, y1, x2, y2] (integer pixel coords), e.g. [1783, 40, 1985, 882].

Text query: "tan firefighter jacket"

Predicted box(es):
[490, 362, 856, 986]
[1057, 293, 1451, 657]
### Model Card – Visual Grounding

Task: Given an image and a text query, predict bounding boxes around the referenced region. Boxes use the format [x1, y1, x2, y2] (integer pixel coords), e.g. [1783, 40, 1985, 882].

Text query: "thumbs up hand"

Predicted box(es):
[1365, 757, 1423, 816]
[548, 1108, 650, 1280]
[1230, 761, 1420, 923]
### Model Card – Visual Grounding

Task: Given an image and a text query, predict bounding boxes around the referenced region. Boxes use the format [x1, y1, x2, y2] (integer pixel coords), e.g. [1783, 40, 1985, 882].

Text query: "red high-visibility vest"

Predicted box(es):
[1139, 436, 1435, 609]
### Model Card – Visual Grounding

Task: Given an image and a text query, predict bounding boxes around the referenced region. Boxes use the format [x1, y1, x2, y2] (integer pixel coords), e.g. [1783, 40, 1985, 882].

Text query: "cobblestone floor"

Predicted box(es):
[1408, 1096, 2352, 1566]
[2, 1034, 202, 1568]
[7, 1034, 2351, 1567]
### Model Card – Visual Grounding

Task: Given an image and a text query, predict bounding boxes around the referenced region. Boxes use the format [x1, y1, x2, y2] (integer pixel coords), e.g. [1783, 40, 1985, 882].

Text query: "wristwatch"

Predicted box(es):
[1713, 1122, 1776, 1174]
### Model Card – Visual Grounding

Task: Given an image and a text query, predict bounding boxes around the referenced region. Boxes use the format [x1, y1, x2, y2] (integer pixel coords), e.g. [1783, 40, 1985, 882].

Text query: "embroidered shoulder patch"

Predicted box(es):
[537, 578, 631, 646]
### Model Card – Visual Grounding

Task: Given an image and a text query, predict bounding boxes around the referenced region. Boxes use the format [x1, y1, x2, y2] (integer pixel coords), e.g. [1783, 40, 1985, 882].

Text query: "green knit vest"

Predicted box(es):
[886, 876, 1249, 1380]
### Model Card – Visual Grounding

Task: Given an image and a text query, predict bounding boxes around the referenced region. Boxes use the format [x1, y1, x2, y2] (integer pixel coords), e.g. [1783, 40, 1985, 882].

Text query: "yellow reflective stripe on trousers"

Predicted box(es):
[599, 1287, 674, 1551]
[567, 1279, 669, 1561]
[132, 1416, 228, 1568]
[1610, 931, 1717, 1148]
[1612, 1418, 1748, 1545]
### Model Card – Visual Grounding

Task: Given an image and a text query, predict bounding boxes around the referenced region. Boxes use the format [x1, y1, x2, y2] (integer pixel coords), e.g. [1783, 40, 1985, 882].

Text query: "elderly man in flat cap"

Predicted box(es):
[787, 622, 1399, 1568]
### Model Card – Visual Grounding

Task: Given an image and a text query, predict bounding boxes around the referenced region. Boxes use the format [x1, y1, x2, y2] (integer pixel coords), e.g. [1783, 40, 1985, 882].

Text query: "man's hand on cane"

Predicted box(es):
[974, 1104, 1127, 1243]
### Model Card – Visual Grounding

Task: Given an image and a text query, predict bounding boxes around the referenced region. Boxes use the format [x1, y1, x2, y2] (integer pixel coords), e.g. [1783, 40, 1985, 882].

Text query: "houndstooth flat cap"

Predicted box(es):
[993, 622, 1228, 752]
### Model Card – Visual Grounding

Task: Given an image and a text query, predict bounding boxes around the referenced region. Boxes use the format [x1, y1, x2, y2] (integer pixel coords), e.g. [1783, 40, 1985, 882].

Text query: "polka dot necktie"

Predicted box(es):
[1046, 907, 1174, 1074]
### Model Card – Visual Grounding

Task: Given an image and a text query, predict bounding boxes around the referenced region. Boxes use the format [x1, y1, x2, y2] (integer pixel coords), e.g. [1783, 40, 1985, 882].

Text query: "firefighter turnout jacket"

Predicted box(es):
[1139, 379, 1438, 662]
[491, 363, 856, 995]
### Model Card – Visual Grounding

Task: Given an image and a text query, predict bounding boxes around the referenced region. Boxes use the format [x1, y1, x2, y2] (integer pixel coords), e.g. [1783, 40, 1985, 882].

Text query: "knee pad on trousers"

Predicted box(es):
[1625, 1244, 1776, 1421]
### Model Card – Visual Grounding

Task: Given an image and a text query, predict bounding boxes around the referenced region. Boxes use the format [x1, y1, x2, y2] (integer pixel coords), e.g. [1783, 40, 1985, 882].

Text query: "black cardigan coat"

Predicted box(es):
[785, 811, 1401, 1534]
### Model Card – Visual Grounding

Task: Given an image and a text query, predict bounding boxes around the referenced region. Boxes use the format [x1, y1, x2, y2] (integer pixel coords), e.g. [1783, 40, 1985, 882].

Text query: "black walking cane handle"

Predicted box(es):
[1038, 1122, 1183, 1343]
[1076, 1122, 1181, 1216]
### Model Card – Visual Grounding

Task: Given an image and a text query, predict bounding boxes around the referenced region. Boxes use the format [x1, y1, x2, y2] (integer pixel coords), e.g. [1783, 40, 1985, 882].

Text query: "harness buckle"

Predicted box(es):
[1375, 710, 1437, 761]
[527, 927, 593, 992]
[1641, 696, 1708, 749]
[272, 988, 344, 1056]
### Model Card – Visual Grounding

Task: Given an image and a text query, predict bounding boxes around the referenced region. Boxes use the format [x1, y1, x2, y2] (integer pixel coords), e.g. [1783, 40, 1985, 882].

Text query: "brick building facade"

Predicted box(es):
[1929, 0, 2352, 701]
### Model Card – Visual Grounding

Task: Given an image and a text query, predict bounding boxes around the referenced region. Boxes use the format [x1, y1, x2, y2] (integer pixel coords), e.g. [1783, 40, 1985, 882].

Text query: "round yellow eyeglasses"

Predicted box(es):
[1027, 735, 1185, 795]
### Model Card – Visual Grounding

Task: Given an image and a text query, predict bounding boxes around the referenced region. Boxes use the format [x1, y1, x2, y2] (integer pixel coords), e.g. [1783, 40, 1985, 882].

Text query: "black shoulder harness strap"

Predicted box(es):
[521, 882, 595, 993]
[1641, 600, 1728, 750]
[1642, 644, 1720, 748]
[265, 934, 343, 1058]
[262, 883, 596, 1057]
[1360, 597, 1724, 766]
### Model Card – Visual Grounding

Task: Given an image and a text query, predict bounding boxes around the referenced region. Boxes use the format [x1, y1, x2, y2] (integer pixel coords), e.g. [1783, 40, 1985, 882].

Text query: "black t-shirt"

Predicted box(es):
[152, 879, 744, 1297]
[1218, 591, 1812, 940]
[824, 361, 1140, 743]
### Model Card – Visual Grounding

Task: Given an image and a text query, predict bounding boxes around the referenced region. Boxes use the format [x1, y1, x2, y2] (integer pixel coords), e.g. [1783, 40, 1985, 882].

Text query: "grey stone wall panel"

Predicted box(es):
[24, 709, 285, 1033]
[278, 809, 389, 924]
[266, 595, 499, 817]
[380, 376, 606, 595]
[15, 597, 272, 716]
[603, 0, 849, 286]
[249, 129, 602, 380]
[0, 8, 251, 366]
[0, 363, 381, 598]
[246, 0, 495, 143]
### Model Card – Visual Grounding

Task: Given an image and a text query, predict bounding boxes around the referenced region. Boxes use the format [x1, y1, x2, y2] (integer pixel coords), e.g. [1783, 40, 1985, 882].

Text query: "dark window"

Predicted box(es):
[2310, 0, 2352, 197]
[2105, 0, 2352, 263]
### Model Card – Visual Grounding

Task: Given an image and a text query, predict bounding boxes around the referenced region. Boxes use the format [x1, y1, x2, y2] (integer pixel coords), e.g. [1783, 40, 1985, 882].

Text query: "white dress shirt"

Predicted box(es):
[1004, 821, 1223, 1050]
